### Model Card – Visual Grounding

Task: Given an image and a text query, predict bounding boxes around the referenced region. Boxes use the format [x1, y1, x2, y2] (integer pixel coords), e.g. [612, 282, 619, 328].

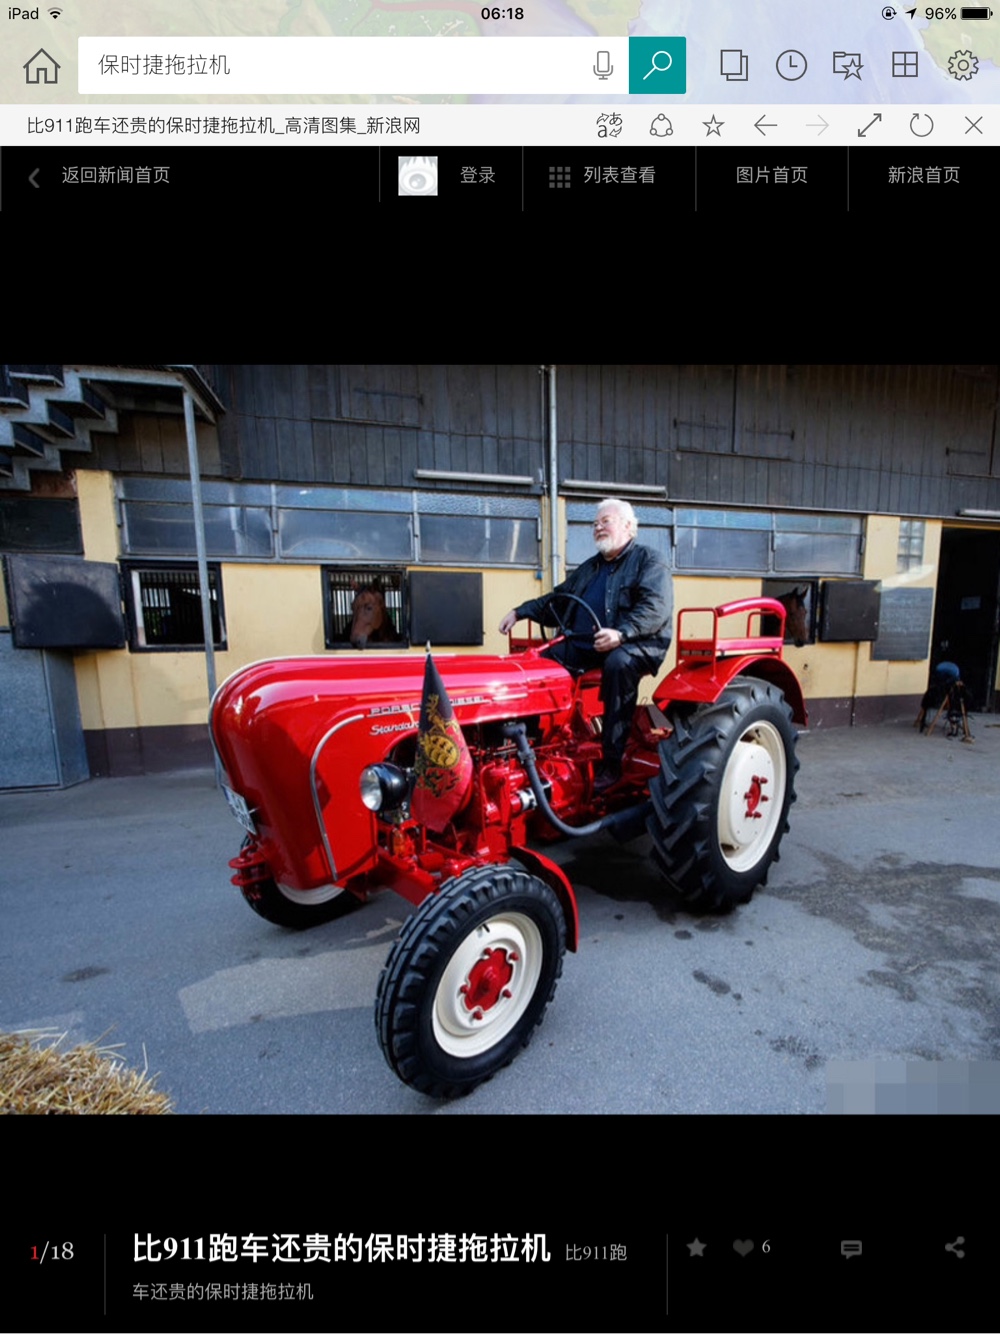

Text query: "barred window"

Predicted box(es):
[122, 563, 225, 651]
[322, 567, 407, 650]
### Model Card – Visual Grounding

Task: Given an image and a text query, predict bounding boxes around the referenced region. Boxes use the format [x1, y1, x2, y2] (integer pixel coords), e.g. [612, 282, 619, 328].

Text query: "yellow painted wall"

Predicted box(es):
[778, 517, 942, 704]
[64, 472, 954, 735]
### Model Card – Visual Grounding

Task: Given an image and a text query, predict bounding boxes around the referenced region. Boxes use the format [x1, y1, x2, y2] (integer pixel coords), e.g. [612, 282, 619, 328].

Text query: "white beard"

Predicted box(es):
[595, 534, 629, 557]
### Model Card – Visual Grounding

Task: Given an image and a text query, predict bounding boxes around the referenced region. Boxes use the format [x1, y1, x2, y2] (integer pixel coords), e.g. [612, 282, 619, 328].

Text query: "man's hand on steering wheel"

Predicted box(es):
[502, 594, 623, 651]
[593, 627, 623, 653]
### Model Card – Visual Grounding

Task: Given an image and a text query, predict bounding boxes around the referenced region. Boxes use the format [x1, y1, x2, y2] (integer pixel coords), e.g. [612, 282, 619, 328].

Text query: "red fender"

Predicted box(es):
[654, 599, 809, 725]
[654, 655, 808, 726]
[509, 846, 580, 952]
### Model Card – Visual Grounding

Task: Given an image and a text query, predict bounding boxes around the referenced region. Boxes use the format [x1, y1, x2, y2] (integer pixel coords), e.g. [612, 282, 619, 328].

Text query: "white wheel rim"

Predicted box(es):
[433, 912, 543, 1058]
[716, 720, 787, 873]
[277, 882, 345, 906]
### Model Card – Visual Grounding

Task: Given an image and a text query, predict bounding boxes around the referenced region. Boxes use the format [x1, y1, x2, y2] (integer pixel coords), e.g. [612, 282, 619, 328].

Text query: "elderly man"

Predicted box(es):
[499, 498, 672, 791]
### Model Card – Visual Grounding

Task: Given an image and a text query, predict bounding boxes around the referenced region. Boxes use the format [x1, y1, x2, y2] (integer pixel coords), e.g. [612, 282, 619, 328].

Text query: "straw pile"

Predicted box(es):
[0, 1030, 175, 1114]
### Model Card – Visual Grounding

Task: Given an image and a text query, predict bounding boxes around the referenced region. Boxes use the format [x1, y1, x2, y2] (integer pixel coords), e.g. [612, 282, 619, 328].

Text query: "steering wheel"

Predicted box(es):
[540, 592, 604, 643]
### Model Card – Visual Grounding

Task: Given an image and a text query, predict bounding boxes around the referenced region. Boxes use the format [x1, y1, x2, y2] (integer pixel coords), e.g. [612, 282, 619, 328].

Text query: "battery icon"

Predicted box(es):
[960, 7, 993, 15]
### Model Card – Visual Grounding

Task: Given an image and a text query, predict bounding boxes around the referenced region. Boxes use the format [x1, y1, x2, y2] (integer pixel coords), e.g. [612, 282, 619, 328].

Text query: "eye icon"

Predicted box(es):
[398, 156, 438, 196]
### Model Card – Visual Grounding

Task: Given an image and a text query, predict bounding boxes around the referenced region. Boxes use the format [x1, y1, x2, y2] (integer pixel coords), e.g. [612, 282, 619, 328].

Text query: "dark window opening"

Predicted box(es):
[761, 579, 818, 646]
[122, 563, 226, 651]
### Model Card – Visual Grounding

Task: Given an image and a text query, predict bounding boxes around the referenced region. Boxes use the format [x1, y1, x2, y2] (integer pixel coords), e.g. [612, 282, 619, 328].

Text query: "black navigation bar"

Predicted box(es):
[1, 145, 994, 216]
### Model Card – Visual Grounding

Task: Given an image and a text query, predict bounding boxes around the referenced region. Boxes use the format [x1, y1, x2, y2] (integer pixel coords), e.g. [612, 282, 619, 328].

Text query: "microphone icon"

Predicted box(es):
[594, 50, 613, 79]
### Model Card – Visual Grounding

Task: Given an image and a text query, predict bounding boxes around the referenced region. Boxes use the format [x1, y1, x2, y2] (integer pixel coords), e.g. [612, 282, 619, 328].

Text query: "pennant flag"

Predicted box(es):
[411, 653, 474, 833]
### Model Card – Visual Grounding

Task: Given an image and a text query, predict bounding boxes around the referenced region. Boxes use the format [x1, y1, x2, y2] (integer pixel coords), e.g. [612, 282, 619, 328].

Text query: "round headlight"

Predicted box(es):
[360, 766, 384, 811]
[360, 763, 410, 814]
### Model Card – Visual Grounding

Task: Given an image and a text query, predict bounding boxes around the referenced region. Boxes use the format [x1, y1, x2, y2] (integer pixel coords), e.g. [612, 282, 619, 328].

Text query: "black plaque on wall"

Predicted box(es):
[819, 580, 881, 642]
[409, 571, 483, 646]
[3, 554, 126, 649]
[871, 586, 934, 661]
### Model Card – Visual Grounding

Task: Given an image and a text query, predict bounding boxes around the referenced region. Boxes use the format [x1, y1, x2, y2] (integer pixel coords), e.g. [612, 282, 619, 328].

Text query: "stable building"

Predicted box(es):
[2, 363, 998, 785]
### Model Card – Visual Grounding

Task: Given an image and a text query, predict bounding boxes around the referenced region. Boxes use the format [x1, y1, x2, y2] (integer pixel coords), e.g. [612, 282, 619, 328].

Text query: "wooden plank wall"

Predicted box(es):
[80, 364, 1000, 519]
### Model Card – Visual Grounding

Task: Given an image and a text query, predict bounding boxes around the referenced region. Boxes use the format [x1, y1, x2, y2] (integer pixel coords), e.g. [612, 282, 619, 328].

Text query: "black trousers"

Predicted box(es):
[545, 640, 664, 764]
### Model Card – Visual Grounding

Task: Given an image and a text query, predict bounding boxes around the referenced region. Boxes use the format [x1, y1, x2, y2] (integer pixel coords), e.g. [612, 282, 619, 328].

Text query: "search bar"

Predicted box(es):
[79, 37, 633, 96]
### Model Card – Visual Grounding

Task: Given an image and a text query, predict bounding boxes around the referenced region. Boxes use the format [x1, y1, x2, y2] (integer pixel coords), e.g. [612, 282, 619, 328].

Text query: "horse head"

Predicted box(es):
[779, 586, 809, 647]
[349, 583, 401, 648]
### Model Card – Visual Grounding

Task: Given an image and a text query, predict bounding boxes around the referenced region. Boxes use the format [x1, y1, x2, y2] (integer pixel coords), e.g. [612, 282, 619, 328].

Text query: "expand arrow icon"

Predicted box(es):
[754, 114, 777, 135]
[858, 112, 883, 137]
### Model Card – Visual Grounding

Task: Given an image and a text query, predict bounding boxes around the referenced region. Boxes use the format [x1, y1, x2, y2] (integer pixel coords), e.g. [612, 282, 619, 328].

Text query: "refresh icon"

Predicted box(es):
[910, 112, 934, 136]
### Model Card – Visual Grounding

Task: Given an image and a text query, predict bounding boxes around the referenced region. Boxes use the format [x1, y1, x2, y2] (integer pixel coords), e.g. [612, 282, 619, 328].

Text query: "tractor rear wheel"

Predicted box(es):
[375, 865, 566, 1098]
[647, 679, 799, 912]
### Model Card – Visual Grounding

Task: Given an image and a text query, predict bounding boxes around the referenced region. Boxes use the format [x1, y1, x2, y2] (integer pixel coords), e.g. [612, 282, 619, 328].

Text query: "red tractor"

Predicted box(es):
[210, 596, 806, 1098]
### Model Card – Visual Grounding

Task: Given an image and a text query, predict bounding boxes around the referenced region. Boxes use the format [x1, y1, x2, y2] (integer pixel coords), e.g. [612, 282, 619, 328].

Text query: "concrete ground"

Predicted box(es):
[2, 712, 999, 1115]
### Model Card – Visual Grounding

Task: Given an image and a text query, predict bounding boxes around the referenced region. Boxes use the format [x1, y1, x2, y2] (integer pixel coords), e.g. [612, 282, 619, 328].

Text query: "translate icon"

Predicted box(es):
[720, 49, 749, 81]
[840, 1240, 862, 1259]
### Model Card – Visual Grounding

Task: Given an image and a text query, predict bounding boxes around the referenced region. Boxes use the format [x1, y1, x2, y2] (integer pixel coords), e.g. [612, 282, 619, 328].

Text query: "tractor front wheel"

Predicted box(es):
[647, 679, 799, 912]
[375, 865, 566, 1098]
[240, 877, 360, 930]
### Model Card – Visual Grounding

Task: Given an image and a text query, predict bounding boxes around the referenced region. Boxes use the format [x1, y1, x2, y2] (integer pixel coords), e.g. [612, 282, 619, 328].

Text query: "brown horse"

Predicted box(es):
[763, 586, 810, 647]
[348, 585, 403, 649]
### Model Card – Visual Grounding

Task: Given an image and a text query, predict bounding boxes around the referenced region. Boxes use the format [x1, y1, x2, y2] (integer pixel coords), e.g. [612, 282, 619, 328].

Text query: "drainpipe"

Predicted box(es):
[183, 388, 217, 704]
[548, 364, 559, 591]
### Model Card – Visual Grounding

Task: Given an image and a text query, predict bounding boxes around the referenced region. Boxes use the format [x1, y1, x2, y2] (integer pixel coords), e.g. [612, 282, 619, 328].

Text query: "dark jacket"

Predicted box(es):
[515, 541, 672, 666]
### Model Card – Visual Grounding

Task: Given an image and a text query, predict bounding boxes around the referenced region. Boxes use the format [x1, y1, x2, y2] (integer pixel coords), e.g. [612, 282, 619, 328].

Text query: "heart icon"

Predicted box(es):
[733, 1239, 754, 1257]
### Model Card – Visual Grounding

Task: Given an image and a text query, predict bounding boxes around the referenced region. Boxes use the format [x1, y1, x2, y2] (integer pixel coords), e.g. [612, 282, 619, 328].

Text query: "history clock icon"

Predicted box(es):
[776, 49, 807, 80]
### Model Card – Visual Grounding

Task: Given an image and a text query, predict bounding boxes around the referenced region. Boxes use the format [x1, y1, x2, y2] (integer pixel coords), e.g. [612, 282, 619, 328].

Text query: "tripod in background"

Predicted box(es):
[916, 661, 974, 743]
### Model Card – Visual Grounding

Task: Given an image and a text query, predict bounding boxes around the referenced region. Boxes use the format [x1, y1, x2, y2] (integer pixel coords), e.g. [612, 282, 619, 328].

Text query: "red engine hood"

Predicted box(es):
[210, 650, 574, 891]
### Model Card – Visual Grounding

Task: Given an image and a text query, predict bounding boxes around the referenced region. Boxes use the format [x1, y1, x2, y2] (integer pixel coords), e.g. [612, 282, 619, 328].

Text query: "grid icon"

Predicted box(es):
[892, 51, 918, 77]
[548, 165, 571, 188]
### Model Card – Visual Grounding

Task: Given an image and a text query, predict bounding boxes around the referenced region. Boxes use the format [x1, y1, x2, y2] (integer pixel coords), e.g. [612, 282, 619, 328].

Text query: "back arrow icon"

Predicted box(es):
[29, 168, 40, 188]
[754, 114, 777, 135]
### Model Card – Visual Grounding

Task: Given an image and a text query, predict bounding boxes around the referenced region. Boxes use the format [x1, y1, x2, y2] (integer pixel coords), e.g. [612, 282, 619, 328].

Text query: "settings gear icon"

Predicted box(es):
[948, 50, 979, 80]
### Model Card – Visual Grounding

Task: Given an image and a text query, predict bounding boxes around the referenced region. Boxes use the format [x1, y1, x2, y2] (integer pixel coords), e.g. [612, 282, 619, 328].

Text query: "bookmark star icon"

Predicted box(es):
[703, 114, 724, 136]
[687, 1238, 707, 1256]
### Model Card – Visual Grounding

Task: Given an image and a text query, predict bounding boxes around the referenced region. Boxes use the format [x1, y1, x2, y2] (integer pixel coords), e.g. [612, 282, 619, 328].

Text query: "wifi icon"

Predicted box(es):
[49, 6, 63, 15]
